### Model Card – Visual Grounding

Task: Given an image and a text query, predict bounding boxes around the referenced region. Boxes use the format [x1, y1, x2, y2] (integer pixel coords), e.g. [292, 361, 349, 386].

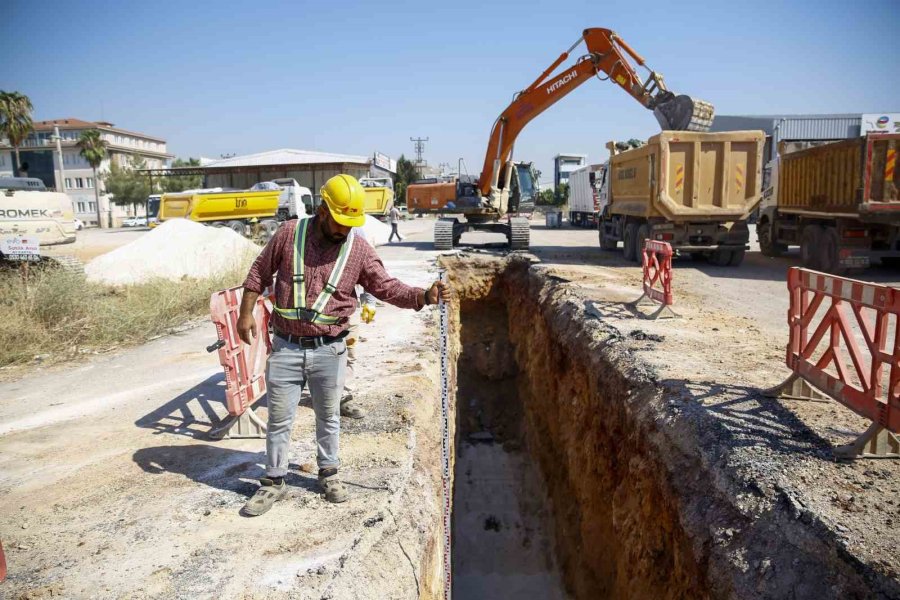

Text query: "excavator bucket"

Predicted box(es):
[653, 94, 715, 132]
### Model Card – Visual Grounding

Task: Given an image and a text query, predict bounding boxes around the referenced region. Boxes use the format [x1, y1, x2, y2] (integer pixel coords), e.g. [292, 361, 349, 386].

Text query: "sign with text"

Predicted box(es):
[0, 236, 41, 261]
[862, 113, 900, 134]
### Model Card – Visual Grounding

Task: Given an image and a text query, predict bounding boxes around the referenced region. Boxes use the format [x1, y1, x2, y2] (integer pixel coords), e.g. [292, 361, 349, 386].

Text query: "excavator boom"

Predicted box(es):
[478, 28, 714, 196]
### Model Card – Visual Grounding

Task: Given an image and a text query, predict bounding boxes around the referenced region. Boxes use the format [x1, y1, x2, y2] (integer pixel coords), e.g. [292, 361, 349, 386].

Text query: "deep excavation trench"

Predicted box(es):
[443, 256, 709, 600]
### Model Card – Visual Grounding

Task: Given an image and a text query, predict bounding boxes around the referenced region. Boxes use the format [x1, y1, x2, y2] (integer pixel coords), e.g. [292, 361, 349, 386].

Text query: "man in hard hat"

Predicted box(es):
[237, 174, 450, 514]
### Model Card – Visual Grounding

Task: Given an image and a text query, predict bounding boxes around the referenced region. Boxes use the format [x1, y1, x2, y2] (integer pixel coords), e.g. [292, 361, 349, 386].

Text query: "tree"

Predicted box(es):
[76, 129, 108, 227]
[161, 157, 203, 193]
[0, 91, 34, 173]
[394, 154, 419, 205]
[104, 156, 151, 218]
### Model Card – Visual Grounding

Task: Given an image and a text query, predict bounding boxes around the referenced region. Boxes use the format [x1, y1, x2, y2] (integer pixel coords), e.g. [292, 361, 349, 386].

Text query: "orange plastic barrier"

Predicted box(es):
[0, 539, 6, 583]
[632, 240, 677, 319]
[767, 267, 900, 458]
[207, 286, 272, 439]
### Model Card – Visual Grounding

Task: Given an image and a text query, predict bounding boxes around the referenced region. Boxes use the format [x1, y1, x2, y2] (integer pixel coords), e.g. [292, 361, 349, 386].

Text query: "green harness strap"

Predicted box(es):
[273, 218, 355, 325]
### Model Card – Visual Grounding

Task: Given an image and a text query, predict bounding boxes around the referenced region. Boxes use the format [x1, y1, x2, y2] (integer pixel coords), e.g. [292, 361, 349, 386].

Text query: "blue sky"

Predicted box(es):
[2, 0, 897, 184]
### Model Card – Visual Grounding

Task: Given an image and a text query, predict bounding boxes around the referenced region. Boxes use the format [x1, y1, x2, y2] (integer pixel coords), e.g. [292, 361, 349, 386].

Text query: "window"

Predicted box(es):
[77, 201, 86, 212]
[65, 178, 73, 188]
[86, 178, 94, 188]
[75, 177, 84, 188]
[88, 202, 96, 212]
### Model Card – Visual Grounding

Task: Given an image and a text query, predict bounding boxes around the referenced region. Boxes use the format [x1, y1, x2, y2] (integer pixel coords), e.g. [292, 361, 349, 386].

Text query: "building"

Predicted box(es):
[0, 118, 173, 227]
[196, 149, 394, 202]
[709, 113, 867, 169]
[553, 153, 587, 189]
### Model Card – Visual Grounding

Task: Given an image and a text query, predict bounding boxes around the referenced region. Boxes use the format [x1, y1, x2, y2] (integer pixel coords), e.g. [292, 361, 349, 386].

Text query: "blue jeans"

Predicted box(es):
[264, 335, 348, 476]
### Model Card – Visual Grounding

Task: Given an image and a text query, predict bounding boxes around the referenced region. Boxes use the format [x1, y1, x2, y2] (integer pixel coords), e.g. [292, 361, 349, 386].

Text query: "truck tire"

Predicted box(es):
[820, 226, 843, 274]
[598, 222, 617, 250]
[801, 225, 822, 270]
[758, 219, 787, 257]
[623, 222, 639, 262]
[259, 220, 280, 243]
[227, 220, 245, 235]
[728, 249, 746, 266]
[636, 224, 650, 258]
[710, 250, 732, 266]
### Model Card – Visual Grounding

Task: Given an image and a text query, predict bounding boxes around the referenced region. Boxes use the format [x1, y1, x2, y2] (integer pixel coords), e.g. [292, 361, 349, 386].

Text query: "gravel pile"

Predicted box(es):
[359, 215, 393, 246]
[85, 219, 261, 285]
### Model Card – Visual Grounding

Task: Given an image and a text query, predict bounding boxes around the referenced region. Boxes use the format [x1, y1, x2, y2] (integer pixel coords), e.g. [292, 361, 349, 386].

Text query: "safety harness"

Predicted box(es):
[273, 217, 355, 325]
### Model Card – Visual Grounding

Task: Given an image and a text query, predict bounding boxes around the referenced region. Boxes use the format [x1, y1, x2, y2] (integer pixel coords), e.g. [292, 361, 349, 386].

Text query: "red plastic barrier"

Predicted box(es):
[208, 287, 272, 438]
[770, 267, 900, 458]
[633, 240, 676, 319]
[0, 539, 6, 583]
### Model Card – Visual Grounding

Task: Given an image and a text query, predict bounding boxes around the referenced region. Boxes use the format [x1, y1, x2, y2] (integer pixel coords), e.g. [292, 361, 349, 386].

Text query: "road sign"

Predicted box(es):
[0, 236, 40, 262]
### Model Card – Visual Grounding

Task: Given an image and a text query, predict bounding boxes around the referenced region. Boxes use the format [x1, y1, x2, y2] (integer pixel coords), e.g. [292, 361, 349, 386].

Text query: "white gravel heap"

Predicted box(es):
[359, 214, 393, 246]
[86, 219, 261, 285]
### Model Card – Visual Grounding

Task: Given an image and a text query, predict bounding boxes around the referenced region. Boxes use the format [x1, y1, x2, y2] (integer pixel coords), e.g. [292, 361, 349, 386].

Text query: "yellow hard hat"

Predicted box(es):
[320, 174, 366, 227]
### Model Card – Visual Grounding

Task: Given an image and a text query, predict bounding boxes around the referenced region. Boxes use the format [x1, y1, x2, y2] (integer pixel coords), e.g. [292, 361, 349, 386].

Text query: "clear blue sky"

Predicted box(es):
[2, 0, 897, 184]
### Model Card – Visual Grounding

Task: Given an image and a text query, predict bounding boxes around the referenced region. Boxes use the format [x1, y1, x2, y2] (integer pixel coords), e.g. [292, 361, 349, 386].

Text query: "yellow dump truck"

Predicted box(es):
[758, 133, 900, 272]
[597, 130, 765, 266]
[359, 177, 395, 219]
[159, 188, 282, 235]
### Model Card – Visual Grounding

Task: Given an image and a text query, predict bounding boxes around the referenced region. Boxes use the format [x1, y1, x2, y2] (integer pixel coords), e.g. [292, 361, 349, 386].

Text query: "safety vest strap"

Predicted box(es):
[274, 217, 355, 324]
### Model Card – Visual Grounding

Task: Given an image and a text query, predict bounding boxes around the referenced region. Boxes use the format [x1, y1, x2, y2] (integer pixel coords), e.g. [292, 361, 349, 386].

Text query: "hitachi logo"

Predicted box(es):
[0, 209, 49, 218]
[546, 70, 578, 94]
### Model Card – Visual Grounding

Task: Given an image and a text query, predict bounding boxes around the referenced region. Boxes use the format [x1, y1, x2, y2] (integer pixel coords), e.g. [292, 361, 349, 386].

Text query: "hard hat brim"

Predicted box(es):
[327, 205, 366, 227]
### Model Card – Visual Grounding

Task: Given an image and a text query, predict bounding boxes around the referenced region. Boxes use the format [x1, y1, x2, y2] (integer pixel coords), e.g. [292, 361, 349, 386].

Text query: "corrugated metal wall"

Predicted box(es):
[775, 115, 860, 141]
[203, 163, 370, 200]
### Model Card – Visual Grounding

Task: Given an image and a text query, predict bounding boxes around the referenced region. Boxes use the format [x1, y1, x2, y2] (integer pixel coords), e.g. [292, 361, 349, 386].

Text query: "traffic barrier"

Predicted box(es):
[765, 267, 900, 459]
[207, 286, 272, 439]
[632, 240, 677, 319]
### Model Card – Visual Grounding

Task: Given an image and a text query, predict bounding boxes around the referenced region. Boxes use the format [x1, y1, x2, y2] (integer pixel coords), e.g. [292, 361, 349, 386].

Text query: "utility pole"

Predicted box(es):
[410, 136, 428, 177]
[51, 125, 66, 193]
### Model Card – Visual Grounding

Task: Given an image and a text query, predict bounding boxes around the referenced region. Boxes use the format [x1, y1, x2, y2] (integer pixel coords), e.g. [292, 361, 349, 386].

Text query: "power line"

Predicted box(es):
[410, 136, 429, 166]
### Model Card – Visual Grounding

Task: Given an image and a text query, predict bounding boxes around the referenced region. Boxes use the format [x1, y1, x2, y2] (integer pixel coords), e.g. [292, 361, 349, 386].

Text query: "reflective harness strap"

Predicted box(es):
[274, 218, 354, 325]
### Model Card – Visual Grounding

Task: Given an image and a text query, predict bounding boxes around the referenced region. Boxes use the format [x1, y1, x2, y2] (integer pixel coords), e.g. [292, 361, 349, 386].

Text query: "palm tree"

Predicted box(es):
[77, 129, 108, 228]
[0, 91, 34, 173]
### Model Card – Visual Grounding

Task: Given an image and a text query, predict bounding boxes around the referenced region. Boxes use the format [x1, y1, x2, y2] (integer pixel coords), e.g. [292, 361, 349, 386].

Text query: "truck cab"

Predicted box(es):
[262, 179, 312, 220]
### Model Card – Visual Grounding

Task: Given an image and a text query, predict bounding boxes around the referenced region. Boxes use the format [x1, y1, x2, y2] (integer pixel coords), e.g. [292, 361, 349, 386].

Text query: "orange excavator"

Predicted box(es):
[407, 27, 715, 250]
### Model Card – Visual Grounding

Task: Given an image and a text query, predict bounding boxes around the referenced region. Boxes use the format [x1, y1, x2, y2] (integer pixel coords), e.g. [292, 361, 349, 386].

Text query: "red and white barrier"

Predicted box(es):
[767, 267, 900, 458]
[633, 240, 677, 319]
[208, 286, 272, 439]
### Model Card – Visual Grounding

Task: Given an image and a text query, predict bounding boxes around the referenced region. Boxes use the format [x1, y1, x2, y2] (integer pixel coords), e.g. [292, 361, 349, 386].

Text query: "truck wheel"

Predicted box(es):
[227, 220, 245, 235]
[728, 250, 746, 266]
[758, 219, 786, 257]
[636, 224, 650, 258]
[801, 225, 822, 270]
[820, 227, 844, 274]
[710, 250, 732, 266]
[259, 220, 280, 243]
[598, 223, 617, 250]
[623, 223, 639, 262]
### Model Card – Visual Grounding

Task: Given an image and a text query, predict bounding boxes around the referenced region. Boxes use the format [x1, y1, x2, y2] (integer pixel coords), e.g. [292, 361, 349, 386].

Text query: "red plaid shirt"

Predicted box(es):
[243, 217, 426, 337]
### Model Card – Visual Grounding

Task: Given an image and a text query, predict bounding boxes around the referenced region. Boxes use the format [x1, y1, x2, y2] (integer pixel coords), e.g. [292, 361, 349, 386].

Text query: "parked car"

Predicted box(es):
[122, 216, 148, 227]
[74, 218, 85, 230]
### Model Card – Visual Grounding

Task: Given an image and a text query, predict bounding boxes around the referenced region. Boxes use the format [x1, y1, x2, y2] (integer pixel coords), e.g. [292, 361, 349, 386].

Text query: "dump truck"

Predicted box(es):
[597, 130, 765, 266]
[757, 133, 900, 272]
[567, 164, 608, 227]
[160, 181, 310, 239]
[408, 27, 715, 250]
[359, 176, 395, 219]
[0, 177, 81, 269]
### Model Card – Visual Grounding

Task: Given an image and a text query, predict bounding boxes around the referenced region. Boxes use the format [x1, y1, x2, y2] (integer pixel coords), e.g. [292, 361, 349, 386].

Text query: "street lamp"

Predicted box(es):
[50, 125, 66, 193]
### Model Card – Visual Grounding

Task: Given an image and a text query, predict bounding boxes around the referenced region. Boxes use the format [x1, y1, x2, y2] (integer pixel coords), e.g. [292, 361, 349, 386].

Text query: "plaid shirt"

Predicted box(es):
[243, 217, 426, 337]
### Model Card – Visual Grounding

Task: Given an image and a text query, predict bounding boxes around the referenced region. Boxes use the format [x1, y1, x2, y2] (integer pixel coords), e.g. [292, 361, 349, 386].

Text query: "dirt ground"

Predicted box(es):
[1, 217, 899, 598]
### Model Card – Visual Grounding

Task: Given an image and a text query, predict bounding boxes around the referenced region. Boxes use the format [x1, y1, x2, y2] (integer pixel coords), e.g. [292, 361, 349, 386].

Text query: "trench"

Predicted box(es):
[443, 256, 710, 600]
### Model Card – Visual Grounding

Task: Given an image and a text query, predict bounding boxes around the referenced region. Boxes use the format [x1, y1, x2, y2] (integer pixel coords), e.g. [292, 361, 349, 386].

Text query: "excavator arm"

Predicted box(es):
[479, 28, 713, 197]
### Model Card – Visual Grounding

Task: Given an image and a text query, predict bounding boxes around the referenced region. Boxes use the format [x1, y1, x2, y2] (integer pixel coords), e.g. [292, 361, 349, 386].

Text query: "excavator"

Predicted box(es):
[406, 27, 715, 250]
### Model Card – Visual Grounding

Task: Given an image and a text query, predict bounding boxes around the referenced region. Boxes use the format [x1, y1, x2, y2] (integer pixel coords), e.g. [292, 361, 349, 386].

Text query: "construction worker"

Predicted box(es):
[237, 174, 449, 514]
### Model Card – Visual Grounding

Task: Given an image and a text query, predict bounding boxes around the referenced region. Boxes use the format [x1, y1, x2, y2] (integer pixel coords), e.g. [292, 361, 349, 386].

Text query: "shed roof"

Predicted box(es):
[202, 148, 370, 169]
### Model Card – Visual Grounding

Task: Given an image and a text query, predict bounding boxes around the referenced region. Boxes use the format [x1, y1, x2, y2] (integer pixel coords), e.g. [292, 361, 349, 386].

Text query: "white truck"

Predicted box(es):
[567, 164, 608, 227]
[251, 179, 313, 220]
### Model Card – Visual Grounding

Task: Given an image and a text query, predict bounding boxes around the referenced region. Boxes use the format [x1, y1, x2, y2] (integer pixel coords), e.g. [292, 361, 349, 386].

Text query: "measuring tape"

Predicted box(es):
[438, 270, 452, 600]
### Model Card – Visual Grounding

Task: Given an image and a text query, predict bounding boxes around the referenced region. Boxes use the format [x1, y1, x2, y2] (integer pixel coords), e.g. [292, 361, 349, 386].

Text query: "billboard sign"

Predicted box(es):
[862, 113, 900, 134]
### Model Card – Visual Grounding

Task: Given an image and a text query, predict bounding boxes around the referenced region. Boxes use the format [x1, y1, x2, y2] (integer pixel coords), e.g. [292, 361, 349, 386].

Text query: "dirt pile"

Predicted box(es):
[85, 219, 260, 285]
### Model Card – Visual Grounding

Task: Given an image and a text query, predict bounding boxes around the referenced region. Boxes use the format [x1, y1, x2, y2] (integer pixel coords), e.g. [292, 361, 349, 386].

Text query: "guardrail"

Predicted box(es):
[765, 267, 900, 459]
[632, 239, 677, 319]
[207, 286, 272, 439]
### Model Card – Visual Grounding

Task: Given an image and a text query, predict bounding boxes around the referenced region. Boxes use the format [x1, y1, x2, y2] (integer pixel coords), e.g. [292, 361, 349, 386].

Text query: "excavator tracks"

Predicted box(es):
[508, 218, 530, 250]
[434, 220, 455, 251]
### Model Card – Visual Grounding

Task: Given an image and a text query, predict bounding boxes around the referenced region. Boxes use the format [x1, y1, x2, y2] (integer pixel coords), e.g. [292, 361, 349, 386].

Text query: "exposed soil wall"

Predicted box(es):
[441, 254, 894, 600]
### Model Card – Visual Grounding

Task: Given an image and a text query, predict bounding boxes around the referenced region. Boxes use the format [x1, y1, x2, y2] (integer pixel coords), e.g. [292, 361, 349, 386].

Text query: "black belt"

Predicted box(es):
[274, 329, 348, 349]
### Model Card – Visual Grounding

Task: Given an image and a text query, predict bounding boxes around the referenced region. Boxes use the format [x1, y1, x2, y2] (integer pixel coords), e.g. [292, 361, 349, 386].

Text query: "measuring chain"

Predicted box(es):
[438, 270, 452, 600]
